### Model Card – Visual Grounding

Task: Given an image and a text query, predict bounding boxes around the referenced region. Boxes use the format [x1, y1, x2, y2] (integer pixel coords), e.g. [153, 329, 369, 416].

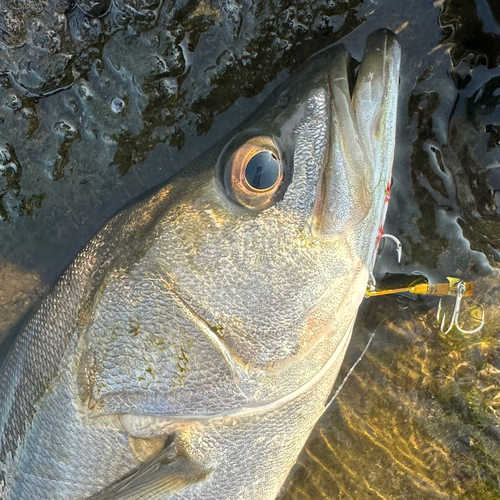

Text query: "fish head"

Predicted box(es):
[0, 29, 401, 500]
[151, 29, 401, 399]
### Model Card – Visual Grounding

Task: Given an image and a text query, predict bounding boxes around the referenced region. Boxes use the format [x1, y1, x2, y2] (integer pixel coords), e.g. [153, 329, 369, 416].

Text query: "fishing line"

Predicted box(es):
[322, 317, 387, 416]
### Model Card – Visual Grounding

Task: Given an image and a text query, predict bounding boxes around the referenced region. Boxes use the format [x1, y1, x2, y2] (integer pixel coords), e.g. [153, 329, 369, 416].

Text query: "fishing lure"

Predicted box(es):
[366, 275, 484, 334]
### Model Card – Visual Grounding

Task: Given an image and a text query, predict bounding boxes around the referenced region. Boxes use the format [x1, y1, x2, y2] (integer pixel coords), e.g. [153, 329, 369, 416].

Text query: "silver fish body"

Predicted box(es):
[0, 30, 400, 500]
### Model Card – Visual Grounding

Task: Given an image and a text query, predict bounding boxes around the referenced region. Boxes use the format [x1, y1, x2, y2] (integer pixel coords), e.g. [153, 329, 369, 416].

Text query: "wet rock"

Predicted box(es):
[77, 0, 112, 17]
[0, 261, 45, 347]
[69, 8, 102, 44]
[113, 0, 163, 22]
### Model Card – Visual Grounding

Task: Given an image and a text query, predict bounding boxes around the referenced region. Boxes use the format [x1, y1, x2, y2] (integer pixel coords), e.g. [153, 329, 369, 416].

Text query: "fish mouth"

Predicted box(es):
[312, 29, 401, 257]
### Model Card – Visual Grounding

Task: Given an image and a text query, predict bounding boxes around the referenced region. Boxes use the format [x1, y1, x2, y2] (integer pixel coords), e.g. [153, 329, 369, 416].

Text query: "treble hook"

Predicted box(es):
[436, 280, 484, 335]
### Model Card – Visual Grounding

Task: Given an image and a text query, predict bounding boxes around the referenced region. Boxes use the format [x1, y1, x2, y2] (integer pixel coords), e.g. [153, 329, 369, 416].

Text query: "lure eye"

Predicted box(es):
[224, 136, 284, 210]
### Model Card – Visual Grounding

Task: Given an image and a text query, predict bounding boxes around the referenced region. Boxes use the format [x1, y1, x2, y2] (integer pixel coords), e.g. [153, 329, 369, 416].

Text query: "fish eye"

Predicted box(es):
[223, 136, 284, 210]
[244, 151, 280, 190]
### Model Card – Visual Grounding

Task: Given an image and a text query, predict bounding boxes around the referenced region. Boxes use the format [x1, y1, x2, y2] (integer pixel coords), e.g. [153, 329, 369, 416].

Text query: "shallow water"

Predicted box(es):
[1, 0, 500, 498]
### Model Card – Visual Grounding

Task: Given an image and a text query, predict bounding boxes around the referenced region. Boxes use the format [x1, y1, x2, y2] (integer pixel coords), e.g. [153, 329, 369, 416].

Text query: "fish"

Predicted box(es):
[0, 29, 401, 500]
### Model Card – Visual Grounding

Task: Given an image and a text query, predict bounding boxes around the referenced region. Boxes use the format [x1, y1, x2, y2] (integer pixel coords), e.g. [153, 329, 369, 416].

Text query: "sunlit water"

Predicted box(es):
[0, 0, 499, 498]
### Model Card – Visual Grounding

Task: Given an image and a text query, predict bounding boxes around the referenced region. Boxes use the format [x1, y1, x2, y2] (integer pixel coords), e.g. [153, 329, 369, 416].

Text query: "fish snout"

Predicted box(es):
[312, 29, 401, 248]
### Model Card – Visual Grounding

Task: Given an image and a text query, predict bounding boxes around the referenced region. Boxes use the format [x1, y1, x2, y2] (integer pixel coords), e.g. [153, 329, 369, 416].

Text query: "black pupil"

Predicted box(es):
[244, 151, 280, 190]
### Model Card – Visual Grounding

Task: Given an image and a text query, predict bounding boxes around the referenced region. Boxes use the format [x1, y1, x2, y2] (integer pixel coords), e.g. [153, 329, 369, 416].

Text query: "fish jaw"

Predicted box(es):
[312, 29, 401, 272]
